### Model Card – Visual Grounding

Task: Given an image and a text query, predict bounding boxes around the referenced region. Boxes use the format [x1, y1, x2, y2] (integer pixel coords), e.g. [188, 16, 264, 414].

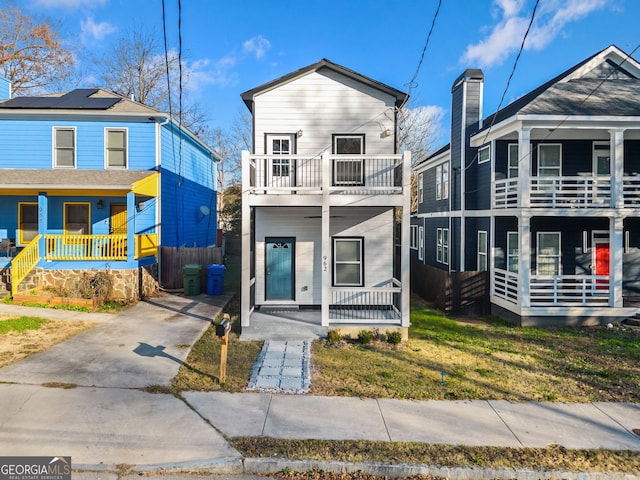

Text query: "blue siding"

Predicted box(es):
[159, 123, 217, 247]
[0, 119, 156, 169]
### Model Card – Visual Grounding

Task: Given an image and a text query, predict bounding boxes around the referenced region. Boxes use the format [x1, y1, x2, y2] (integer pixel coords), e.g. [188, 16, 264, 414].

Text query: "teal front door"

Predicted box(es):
[265, 237, 294, 300]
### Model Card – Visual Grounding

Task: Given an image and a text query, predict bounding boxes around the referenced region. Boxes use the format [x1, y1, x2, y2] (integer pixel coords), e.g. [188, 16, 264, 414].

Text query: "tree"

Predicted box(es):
[0, 3, 75, 95]
[396, 101, 445, 212]
[93, 25, 205, 131]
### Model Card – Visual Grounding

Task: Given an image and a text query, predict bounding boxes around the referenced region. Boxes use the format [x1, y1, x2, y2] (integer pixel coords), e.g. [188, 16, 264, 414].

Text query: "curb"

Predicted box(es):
[242, 458, 640, 480]
[73, 456, 640, 480]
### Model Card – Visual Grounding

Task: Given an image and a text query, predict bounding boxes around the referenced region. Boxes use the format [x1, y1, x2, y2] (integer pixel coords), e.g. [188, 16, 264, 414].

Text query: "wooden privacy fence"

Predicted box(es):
[160, 246, 223, 290]
[411, 261, 490, 317]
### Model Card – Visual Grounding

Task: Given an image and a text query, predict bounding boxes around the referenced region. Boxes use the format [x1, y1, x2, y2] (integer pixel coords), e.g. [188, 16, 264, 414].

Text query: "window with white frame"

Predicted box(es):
[333, 134, 364, 185]
[478, 230, 488, 271]
[106, 128, 127, 168]
[508, 144, 519, 179]
[435, 162, 449, 200]
[410, 225, 418, 249]
[507, 232, 518, 273]
[538, 144, 561, 177]
[478, 145, 490, 164]
[418, 226, 424, 261]
[418, 173, 424, 203]
[333, 237, 363, 286]
[537, 232, 561, 275]
[270, 137, 291, 176]
[54, 127, 75, 168]
[437, 228, 449, 265]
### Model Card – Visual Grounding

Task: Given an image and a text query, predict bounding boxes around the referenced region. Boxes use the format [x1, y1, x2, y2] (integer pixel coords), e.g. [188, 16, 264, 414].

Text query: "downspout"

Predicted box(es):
[153, 116, 169, 288]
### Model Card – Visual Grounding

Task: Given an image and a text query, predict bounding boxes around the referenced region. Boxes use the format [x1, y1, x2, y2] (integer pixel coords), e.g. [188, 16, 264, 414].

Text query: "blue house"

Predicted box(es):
[413, 45, 640, 326]
[0, 83, 219, 299]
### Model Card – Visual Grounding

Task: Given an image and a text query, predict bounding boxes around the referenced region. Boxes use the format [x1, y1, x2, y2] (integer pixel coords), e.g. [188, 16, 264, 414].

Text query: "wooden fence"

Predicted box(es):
[160, 246, 223, 290]
[411, 261, 490, 317]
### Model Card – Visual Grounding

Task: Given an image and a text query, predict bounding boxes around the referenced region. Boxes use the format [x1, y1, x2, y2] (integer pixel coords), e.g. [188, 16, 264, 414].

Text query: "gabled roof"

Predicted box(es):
[477, 44, 640, 134]
[240, 58, 408, 112]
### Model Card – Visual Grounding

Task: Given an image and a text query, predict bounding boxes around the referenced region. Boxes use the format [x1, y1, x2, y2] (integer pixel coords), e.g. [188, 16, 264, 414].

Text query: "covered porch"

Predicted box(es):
[0, 169, 159, 295]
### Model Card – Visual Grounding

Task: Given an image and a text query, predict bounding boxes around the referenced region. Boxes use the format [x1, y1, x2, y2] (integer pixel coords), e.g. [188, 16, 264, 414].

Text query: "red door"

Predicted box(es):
[594, 241, 610, 290]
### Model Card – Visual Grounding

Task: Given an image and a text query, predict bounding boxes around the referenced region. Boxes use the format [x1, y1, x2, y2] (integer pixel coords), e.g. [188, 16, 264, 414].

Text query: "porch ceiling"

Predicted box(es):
[0, 169, 157, 196]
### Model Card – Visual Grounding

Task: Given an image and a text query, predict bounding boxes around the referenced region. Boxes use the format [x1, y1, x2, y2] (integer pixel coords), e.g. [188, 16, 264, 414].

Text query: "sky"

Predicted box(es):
[8, 0, 640, 148]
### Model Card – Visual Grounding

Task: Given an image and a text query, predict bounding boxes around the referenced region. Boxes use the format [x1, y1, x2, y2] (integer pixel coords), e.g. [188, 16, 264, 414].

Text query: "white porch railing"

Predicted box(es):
[530, 275, 610, 306]
[623, 176, 640, 206]
[492, 268, 519, 304]
[492, 268, 611, 307]
[329, 279, 402, 324]
[247, 154, 403, 196]
[494, 176, 612, 208]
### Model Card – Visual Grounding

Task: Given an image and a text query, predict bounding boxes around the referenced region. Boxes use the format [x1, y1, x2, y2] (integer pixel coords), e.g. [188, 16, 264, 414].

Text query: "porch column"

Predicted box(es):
[321, 152, 331, 327]
[37, 192, 48, 256]
[518, 214, 531, 308]
[610, 215, 624, 308]
[610, 128, 625, 209]
[518, 128, 531, 209]
[126, 192, 135, 262]
[241, 150, 251, 327]
[401, 151, 411, 327]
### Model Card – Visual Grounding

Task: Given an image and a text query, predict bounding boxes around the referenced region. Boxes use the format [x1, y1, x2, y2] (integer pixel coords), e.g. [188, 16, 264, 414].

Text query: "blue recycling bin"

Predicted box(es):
[207, 264, 226, 295]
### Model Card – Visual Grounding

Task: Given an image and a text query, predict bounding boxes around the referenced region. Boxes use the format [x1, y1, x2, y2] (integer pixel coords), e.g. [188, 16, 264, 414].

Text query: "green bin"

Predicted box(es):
[183, 264, 202, 296]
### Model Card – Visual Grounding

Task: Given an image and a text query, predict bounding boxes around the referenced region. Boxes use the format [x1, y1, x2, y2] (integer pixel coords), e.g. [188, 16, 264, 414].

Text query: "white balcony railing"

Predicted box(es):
[623, 176, 640, 206]
[247, 154, 404, 196]
[494, 176, 612, 208]
[492, 268, 610, 307]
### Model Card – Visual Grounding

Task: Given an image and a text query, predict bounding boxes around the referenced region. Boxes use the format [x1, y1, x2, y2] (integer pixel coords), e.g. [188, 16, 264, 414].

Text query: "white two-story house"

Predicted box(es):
[413, 45, 640, 326]
[240, 59, 411, 336]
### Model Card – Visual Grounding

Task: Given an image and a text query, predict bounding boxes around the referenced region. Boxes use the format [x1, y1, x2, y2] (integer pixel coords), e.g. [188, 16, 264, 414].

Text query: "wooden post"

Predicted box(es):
[219, 313, 230, 384]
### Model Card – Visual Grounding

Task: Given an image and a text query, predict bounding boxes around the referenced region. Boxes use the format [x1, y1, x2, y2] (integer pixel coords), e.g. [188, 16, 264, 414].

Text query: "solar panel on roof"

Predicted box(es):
[0, 89, 120, 109]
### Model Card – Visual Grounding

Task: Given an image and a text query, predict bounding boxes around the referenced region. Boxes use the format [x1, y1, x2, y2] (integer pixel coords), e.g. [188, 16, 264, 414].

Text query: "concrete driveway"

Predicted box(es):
[0, 293, 230, 388]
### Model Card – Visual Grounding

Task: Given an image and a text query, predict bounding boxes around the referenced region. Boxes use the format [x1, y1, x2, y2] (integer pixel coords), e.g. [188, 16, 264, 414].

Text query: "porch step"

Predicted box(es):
[260, 305, 300, 313]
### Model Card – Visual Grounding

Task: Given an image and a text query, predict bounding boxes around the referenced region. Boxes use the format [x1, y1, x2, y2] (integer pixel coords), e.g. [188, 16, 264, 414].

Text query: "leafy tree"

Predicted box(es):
[0, 3, 75, 94]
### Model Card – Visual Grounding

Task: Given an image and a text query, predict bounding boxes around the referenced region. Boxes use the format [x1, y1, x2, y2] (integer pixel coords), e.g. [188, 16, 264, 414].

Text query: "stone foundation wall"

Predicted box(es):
[31, 266, 159, 302]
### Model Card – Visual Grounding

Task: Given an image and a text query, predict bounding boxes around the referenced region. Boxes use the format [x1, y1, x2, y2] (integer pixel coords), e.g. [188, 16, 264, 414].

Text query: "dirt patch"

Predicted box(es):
[0, 319, 94, 368]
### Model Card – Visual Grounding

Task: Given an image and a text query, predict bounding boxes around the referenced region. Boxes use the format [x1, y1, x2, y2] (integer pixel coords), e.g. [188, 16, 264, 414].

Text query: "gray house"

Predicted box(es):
[413, 45, 640, 326]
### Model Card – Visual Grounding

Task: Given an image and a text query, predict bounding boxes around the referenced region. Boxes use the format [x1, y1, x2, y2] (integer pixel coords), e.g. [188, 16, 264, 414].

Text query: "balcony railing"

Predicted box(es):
[247, 154, 404, 196]
[494, 176, 612, 208]
[329, 279, 402, 324]
[623, 176, 640, 206]
[492, 268, 610, 307]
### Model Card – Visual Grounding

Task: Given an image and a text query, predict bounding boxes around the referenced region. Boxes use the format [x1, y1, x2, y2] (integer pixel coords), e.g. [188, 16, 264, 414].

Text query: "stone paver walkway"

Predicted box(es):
[247, 340, 310, 393]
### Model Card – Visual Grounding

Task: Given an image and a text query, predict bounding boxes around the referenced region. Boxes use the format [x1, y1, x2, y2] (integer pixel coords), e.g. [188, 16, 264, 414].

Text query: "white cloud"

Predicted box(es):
[461, 0, 610, 68]
[80, 16, 116, 42]
[242, 35, 271, 60]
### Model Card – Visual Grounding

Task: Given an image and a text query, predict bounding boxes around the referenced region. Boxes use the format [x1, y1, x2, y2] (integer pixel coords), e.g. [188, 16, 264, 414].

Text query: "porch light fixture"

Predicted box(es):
[136, 201, 145, 212]
[382, 128, 393, 138]
[296, 129, 303, 138]
[96, 199, 103, 209]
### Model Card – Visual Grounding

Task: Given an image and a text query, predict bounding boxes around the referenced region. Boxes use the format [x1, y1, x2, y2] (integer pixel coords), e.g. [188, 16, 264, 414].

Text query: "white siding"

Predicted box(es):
[255, 206, 394, 306]
[254, 70, 396, 156]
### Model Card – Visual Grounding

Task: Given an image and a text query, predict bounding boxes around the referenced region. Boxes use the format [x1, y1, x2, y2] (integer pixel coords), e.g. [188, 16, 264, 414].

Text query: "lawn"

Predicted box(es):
[311, 296, 640, 402]
[172, 293, 640, 402]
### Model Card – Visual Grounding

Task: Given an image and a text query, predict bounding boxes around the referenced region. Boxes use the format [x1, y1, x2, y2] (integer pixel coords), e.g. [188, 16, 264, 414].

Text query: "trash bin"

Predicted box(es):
[183, 264, 202, 296]
[207, 264, 226, 295]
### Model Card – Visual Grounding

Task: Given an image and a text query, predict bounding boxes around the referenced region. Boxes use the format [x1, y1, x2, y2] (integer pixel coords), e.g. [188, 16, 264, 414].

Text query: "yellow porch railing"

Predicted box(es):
[10, 233, 159, 295]
[11, 234, 41, 297]
[45, 234, 128, 261]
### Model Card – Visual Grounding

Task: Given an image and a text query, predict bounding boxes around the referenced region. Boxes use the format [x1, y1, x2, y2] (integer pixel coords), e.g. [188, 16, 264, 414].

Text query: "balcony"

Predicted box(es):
[329, 279, 402, 325]
[494, 176, 614, 209]
[245, 153, 406, 197]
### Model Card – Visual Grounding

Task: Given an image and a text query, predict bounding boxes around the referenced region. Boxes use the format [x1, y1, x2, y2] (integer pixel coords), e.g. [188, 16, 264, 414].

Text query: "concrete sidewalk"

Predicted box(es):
[0, 295, 639, 478]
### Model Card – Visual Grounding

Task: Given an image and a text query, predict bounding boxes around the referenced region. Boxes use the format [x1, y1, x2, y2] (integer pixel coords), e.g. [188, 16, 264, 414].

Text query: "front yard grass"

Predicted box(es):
[0, 315, 93, 367]
[311, 296, 640, 402]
